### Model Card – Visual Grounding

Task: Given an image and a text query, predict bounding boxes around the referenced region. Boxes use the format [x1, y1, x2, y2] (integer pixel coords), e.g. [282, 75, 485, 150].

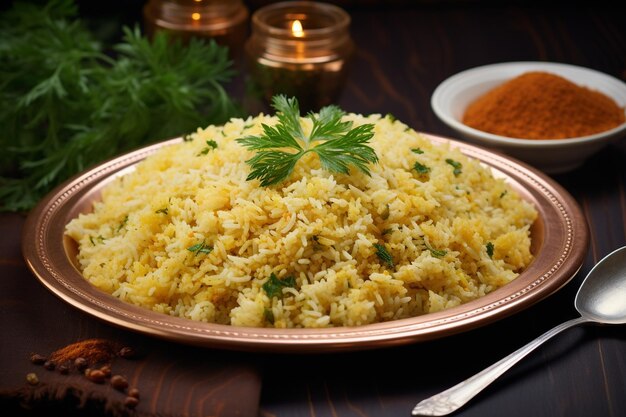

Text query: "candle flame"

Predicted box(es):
[191, 12, 201, 21]
[291, 20, 304, 38]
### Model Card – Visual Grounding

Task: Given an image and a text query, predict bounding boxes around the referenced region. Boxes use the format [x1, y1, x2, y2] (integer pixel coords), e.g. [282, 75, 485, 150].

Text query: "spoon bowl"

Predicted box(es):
[413, 246, 626, 416]
[575, 246, 626, 324]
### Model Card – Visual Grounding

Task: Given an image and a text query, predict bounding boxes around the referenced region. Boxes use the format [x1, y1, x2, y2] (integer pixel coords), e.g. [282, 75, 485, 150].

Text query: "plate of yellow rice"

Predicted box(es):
[22, 111, 588, 352]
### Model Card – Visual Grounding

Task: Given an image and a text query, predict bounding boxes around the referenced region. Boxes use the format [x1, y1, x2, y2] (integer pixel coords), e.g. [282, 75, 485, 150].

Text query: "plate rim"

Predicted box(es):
[22, 133, 589, 353]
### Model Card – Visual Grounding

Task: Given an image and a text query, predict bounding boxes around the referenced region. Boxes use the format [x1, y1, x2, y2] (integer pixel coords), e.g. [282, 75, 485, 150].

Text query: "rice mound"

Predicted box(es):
[65, 113, 537, 328]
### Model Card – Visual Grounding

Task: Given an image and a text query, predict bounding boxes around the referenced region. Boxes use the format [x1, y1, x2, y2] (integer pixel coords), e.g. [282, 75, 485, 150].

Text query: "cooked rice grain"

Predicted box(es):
[65, 114, 537, 328]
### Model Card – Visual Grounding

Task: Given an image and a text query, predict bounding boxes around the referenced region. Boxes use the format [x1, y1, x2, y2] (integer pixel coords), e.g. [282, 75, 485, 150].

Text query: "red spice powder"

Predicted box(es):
[462, 71, 625, 139]
[48, 339, 118, 366]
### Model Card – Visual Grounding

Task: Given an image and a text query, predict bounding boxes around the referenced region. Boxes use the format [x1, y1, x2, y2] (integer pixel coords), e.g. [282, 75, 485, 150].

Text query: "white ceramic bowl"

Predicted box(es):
[431, 62, 626, 173]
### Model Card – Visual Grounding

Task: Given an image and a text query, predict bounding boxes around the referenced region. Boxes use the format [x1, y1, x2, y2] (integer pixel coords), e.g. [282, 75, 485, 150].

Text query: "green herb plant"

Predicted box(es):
[237, 95, 378, 186]
[0, 0, 239, 212]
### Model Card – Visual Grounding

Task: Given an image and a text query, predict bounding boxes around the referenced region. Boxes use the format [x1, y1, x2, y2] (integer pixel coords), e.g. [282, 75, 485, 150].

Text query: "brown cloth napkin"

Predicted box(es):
[0, 213, 262, 417]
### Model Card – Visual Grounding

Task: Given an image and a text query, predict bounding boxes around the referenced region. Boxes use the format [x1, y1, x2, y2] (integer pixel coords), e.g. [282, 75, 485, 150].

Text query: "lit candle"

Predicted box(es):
[143, 0, 249, 54]
[245, 1, 354, 112]
[292, 20, 304, 38]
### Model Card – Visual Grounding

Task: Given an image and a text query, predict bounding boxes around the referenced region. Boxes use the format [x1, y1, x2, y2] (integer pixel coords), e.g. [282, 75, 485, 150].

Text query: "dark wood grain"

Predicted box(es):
[2, 2, 626, 417]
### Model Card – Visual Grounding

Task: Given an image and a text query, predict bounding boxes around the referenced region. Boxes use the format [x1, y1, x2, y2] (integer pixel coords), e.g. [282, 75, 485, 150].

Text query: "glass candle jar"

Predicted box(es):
[245, 1, 354, 112]
[143, 0, 248, 53]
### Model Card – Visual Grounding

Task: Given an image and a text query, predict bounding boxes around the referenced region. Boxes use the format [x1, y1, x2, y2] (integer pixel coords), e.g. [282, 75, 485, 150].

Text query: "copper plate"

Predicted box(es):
[22, 133, 588, 353]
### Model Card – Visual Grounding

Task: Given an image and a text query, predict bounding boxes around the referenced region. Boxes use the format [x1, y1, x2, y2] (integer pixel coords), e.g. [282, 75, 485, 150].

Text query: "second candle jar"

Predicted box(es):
[245, 1, 354, 112]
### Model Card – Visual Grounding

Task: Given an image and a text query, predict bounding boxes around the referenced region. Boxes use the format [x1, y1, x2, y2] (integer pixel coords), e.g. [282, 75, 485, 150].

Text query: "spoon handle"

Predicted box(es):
[412, 316, 589, 416]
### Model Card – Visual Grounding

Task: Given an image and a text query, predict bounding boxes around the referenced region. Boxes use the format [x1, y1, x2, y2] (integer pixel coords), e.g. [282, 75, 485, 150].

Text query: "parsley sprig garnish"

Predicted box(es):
[237, 95, 378, 186]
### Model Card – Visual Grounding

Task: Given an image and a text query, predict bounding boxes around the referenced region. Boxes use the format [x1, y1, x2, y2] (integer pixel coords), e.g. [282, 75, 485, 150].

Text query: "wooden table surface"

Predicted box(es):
[2, 2, 626, 417]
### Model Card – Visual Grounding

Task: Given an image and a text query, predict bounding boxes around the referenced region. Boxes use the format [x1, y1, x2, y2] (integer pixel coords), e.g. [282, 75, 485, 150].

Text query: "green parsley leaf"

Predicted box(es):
[411, 148, 424, 154]
[374, 243, 395, 267]
[425, 241, 447, 257]
[385, 113, 396, 122]
[486, 242, 494, 258]
[445, 159, 462, 176]
[237, 95, 378, 186]
[263, 308, 275, 324]
[90, 235, 106, 246]
[187, 241, 212, 255]
[414, 161, 431, 174]
[240, 149, 304, 187]
[262, 273, 296, 298]
[499, 190, 508, 199]
[155, 207, 168, 215]
[117, 215, 129, 232]
[198, 139, 218, 155]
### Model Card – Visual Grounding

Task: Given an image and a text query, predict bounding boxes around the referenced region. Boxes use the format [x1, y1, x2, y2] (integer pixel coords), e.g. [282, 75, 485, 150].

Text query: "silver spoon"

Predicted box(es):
[412, 245, 626, 416]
